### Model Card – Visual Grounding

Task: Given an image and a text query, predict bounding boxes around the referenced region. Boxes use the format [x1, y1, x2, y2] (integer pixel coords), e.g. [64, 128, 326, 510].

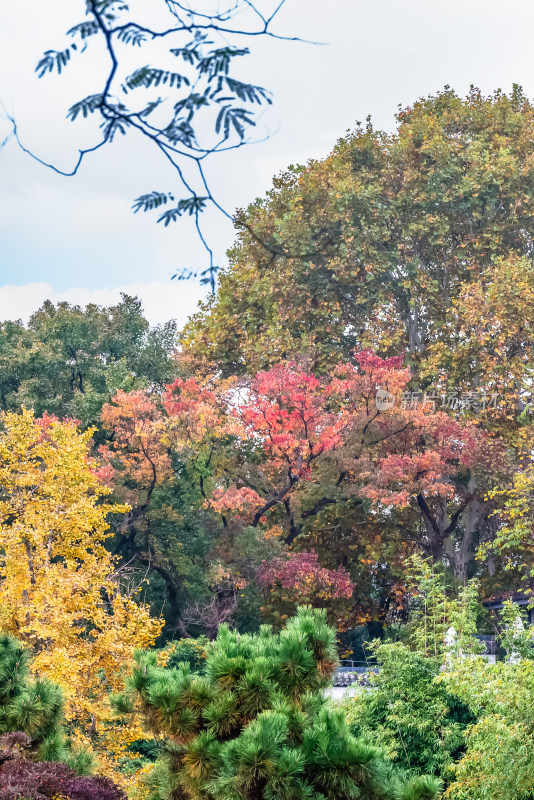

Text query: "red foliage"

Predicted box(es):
[208, 486, 263, 515]
[260, 551, 354, 601]
[237, 365, 348, 476]
[0, 757, 125, 800]
[163, 377, 217, 417]
[98, 351, 494, 530]
[98, 389, 171, 502]
[207, 352, 487, 519]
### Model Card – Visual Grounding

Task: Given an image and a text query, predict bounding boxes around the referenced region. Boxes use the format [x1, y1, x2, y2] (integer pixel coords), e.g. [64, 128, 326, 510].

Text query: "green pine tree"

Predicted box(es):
[113, 608, 442, 800]
[0, 633, 91, 772]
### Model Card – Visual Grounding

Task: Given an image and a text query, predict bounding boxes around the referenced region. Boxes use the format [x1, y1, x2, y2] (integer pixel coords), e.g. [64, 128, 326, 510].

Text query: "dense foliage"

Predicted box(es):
[183, 85, 534, 381]
[0, 410, 161, 732]
[0, 636, 125, 800]
[178, 86, 534, 619]
[113, 608, 442, 800]
[441, 602, 534, 800]
[94, 346, 505, 639]
[0, 408, 161, 788]
[0, 734, 124, 800]
[347, 645, 475, 781]
[0, 635, 71, 764]
[345, 562, 480, 783]
[0, 295, 177, 430]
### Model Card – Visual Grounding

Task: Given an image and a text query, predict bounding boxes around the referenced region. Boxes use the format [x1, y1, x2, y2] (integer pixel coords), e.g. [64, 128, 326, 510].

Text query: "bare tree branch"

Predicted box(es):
[179, 593, 237, 638]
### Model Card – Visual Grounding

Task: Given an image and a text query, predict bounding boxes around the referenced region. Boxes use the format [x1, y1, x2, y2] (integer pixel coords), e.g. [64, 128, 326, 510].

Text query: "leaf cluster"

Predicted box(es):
[32, 1, 283, 285]
[0, 635, 69, 763]
[0, 294, 178, 431]
[183, 86, 534, 375]
[0, 753, 124, 800]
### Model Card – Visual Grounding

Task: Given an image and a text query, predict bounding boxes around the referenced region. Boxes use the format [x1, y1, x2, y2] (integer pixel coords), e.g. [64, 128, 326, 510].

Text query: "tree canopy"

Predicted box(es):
[0, 409, 161, 748]
[182, 85, 534, 380]
[0, 294, 177, 430]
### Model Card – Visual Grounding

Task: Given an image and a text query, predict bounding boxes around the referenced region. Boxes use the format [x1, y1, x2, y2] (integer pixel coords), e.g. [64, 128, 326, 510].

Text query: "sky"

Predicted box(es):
[1, 0, 534, 328]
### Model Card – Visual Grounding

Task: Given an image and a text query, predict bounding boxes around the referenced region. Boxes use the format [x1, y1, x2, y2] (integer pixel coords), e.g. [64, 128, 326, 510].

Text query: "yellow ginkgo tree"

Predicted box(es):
[0, 409, 161, 752]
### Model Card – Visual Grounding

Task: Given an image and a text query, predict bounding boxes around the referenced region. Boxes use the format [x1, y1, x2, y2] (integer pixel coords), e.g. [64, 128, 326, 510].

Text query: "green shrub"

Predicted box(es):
[0, 633, 90, 767]
[0, 734, 124, 800]
[346, 641, 475, 780]
[162, 637, 209, 673]
[442, 602, 534, 800]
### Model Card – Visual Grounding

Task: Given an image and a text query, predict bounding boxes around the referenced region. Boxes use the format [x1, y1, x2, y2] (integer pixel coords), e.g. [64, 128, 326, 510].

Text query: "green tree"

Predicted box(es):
[183, 86, 534, 377]
[113, 607, 442, 800]
[0, 632, 92, 771]
[442, 602, 534, 800]
[346, 644, 475, 781]
[344, 559, 482, 783]
[0, 294, 177, 430]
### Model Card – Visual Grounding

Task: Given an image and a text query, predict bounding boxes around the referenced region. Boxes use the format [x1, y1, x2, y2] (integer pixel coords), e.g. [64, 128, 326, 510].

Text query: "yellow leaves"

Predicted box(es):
[0, 409, 162, 760]
[263, 524, 285, 540]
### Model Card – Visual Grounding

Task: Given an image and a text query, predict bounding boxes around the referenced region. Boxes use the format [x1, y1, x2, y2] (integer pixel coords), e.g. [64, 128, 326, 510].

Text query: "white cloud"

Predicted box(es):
[0, 280, 210, 329]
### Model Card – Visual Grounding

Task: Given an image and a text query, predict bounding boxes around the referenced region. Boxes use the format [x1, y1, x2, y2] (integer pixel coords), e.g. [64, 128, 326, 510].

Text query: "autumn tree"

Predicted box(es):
[259, 550, 354, 628]
[97, 359, 404, 632]
[424, 253, 534, 440]
[97, 386, 238, 637]
[182, 86, 534, 382]
[0, 409, 161, 751]
[178, 85, 534, 603]
[174, 353, 504, 584]
[99, 349, 508, 641]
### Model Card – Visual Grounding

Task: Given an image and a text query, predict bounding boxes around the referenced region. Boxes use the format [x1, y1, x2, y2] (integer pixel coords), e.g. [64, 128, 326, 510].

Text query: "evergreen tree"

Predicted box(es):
[0, 634, 126, 799]
[0, 633, 69, 764]
[113, 608, 442, 800]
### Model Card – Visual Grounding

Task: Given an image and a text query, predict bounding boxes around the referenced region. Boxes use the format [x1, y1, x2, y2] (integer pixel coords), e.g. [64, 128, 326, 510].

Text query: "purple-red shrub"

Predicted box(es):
[0, 754, 125, 800]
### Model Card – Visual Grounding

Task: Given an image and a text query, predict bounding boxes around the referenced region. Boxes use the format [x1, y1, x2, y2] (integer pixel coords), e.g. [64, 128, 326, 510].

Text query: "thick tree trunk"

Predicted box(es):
[416, 485, 489, 582]
[445, 486, 482, 582]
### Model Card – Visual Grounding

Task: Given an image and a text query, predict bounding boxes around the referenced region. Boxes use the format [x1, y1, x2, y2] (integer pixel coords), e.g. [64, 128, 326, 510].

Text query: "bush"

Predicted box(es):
[0, 751, 125, 800]
[162, 637, 208, 673]
[442, 604, 534, 800]
[0, 633, 72, 764]
[0, 636, 124, 799]
[346, 642, 475, 780]
[0, 732, 125, 800]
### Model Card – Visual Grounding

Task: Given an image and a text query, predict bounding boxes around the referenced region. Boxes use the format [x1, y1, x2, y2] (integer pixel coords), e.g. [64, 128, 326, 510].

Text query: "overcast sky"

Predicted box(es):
[1, 0, 534, 327]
